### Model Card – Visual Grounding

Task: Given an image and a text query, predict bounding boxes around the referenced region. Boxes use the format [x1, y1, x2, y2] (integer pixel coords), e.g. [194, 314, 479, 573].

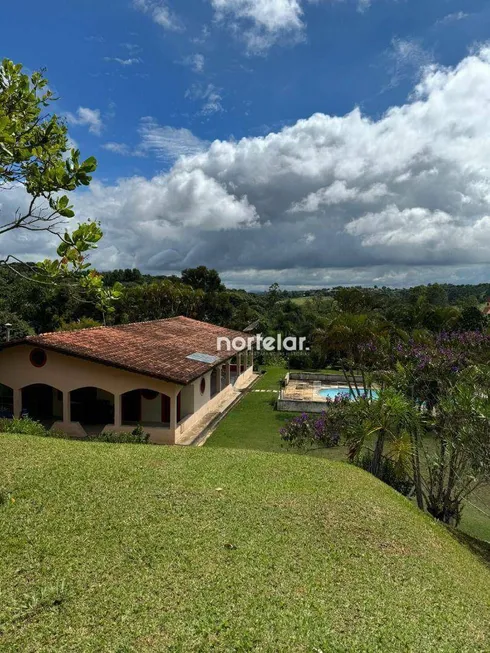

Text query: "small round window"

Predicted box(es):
[30, 348, 47, 368]
[200, 378, 206, 395]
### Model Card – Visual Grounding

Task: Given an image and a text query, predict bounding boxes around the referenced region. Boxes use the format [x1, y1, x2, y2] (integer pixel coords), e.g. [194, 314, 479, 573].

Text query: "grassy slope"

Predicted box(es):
[1, 434, 490, 652]
[209, 368, 490, 541]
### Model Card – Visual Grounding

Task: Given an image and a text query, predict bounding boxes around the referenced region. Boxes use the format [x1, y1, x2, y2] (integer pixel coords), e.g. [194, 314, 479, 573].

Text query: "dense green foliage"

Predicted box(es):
[87, 424, 150, 444]
[0, 59, 103, 280]
[283, 324, 490, 527]
[1, 264, 489, 345]
[1, 434, 490, 651]
[0, 417, 63, 439]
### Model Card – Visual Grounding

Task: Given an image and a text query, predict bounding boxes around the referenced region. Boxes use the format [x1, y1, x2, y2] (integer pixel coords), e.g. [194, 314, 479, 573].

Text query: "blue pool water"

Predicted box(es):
[318, 387, 378, 400]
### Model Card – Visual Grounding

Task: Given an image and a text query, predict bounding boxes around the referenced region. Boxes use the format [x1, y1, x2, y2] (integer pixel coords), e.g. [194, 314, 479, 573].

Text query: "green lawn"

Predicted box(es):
[207, 368, 292, 452]
[277, 296, 310, 306]
[1, 433, 490, 652]
[208, 367, 490, 542]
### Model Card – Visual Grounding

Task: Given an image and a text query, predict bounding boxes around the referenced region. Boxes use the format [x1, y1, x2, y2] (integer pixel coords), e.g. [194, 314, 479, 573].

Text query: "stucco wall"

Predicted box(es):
[192, 370, 212, 412]
[234, 365, 254, 389]
[0, 344, 180, 442]
[175, 383, 236, 443]
[0, 344, 254, 445]
[180, 384, 194, 418]
[0, 345, 179, 397]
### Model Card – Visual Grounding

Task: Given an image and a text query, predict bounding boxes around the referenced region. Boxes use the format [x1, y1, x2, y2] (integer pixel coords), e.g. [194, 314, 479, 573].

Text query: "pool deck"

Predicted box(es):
[276, 372, 370, 413]
[281, 381, 348, 402]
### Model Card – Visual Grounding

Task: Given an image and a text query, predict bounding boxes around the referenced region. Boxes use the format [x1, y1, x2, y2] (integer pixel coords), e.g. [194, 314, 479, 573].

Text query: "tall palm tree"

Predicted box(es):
[346, 388, 421, 488]
[314, 312, 396, 395]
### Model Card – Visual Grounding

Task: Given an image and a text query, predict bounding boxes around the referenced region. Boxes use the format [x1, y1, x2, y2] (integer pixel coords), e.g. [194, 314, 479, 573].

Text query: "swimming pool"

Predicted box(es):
[317, 387, 378, 400]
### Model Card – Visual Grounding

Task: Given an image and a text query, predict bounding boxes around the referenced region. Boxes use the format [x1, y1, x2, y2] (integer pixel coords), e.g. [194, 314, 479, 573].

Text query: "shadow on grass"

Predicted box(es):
[448, 528, 490, 567]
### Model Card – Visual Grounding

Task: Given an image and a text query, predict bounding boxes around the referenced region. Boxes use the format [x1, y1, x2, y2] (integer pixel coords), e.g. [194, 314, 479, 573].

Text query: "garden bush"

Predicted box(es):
[0, 417, 65, 438]
[280, 410, 345, 449]
[0, 418, 149, 445]
[87, 424, 150, 444]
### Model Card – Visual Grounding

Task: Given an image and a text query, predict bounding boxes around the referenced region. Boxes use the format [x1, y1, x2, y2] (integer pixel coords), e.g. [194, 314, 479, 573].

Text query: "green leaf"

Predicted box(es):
[59, 208, 75, 218]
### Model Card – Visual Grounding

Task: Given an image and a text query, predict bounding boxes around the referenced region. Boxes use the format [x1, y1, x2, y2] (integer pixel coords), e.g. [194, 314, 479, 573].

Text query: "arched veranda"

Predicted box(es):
[21, 383, 63, 426]
[70, 387, 114, 434]
[0, 383, 14, 418]
[121, 389, 181, 427]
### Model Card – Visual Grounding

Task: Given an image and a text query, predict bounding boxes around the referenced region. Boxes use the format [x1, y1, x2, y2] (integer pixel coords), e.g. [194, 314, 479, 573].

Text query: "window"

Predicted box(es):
[200, 378, 206, 395]
[29, 348, 47, 368]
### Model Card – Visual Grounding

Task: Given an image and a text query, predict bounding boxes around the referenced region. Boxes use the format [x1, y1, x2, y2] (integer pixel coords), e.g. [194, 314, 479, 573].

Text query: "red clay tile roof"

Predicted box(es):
[10, 317, 252, 385]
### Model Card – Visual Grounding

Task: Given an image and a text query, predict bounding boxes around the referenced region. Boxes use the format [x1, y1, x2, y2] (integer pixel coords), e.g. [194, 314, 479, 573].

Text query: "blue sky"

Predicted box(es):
[3, 0, 490, 288]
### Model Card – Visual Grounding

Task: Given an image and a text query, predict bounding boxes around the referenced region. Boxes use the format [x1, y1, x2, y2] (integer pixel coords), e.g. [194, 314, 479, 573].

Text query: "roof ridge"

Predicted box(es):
[32, 316, 187, 338]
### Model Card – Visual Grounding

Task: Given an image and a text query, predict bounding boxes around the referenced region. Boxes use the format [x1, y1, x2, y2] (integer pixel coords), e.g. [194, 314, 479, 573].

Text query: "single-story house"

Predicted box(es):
[0, 316, 255, 444]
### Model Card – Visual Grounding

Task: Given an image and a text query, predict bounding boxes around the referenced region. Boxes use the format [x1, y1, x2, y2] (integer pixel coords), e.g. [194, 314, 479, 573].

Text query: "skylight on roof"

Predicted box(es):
[186, 352, 219, 364]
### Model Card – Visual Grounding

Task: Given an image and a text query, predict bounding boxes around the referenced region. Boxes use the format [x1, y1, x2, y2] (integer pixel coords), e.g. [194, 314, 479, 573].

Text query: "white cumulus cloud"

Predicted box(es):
[65, 107, 103, 136]
[210, 0, 381, 53]
[133, 0, 184, 31]
[183, 53, 205, 73]
[211, 0, 304, 53]
[10, 47, 490, 288]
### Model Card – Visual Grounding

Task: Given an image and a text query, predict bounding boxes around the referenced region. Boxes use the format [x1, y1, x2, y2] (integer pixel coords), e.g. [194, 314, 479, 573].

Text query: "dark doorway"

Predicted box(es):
[0, 383, 14, 418]
[70, 387, 114, 425]
[22, 384, 62, 423]
[161, 394, 171, 424]
[122, 390, 141, 422]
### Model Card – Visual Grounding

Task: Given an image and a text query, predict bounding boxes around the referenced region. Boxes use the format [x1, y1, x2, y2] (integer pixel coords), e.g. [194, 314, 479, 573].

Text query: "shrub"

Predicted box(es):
[0, 417, 54, 438]
[280, 410, 344, 449]
[57, 318, 102, 331]
[0, 418, 149, 445]
[288, 353, 314, 370]
[88, 424, 150, 444]
[256, 351, 287, 367]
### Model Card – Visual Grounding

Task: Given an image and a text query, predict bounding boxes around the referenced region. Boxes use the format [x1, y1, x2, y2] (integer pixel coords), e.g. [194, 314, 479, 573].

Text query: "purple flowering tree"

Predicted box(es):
[377, 332, 490, 523]
[280, 398, 352, 450]
[285, 327, 490, 527]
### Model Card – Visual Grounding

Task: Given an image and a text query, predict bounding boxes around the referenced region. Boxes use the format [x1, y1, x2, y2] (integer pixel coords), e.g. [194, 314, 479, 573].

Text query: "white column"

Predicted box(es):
[13, 389, 22, 418]
[114, 394, 122, 427]
[249, 349, 254, 370]
[225, 361, 231, 386]
[62, 391, 71, 423]
[170, 393, 178, 432]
